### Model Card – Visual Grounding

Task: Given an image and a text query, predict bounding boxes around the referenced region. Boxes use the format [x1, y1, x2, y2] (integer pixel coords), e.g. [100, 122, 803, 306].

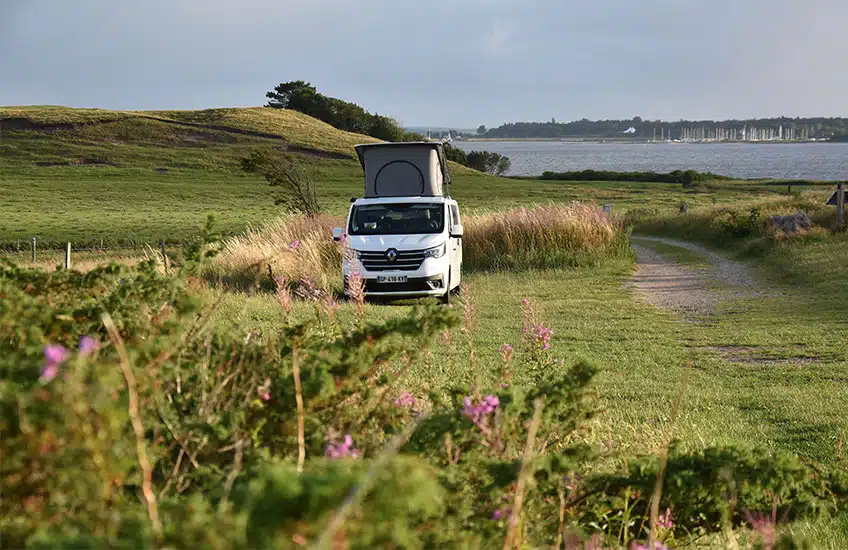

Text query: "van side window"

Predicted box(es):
[450, 205, 460, 226]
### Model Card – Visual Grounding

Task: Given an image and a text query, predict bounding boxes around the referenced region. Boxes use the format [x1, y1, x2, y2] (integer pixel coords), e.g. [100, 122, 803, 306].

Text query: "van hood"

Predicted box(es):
[348, 233, 445, 251]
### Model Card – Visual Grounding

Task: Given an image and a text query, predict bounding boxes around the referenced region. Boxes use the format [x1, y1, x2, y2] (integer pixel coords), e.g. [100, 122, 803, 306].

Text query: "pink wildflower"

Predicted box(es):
[325, 434, 361, 459]
[498, 343, 513, 359]
[657, 507, 673, 529]
[79, 336, 98, 355]
[44, 344, 68, 366]
[257, 379, 271, 401]
[289, 239, 300, 250]
[41, 344, 67, 382]
[745, 510, 777, 549]
[462, 395, 500, 429]
[40, 364, 59, 383]
[534, 324, 553, 350]
[634, 544, 669, 550]
[492, 507, 511, 521]
[394, 392, 417, 408]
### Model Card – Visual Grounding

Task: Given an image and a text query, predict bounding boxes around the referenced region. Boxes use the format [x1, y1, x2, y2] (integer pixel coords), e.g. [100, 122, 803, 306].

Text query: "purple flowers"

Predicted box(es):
[41, 344, 67, 382]
[394, 392, 417, 408]
[289, 239, 301, 250]
[325, 434, 361, 459]
[44, 344, 68, 367]
[79, 336, 98, 356]
[492, 505, 512, 521]
[40, 337, 98, 383]
[745, 510, 777, 549]
[462, 395, 500, 429]
[498, 343, 513, 358]
[657, 507, 673, 529]
[535, 324, 553, 350]
[257, 379, 271, 401]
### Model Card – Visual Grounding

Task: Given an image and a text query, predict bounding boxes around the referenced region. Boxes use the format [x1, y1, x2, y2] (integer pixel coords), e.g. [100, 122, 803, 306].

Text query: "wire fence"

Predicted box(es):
[0, 237, 197, 254]
[0, 238, 192, 269]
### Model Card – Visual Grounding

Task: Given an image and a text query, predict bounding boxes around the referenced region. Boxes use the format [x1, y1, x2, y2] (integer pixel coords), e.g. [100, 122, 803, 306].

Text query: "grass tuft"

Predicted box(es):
[207, 204, 632, 292]
[463, 203, 632, 271]
[207, 214, 344, 291]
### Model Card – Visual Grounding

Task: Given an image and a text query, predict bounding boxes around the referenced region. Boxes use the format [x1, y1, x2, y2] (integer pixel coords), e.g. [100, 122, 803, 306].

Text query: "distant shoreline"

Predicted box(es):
[460, 137, 829, 144]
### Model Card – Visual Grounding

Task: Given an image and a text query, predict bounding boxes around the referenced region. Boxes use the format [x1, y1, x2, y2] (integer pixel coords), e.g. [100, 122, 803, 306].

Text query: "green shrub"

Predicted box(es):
[0, 248, 841, 548]
[539, 169, 731, 184]
[467, 150, 511, 175]
[586, 445, 848, 538]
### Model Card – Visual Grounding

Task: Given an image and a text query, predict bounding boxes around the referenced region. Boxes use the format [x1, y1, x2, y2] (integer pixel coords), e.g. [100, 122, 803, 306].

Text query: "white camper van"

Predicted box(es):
[333, 142, 463, 304]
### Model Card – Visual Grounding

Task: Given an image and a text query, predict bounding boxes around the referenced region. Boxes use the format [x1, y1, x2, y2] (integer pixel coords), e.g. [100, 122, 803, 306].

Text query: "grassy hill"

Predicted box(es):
[0, 105, 382, 156]
[0, 105, 812, 250]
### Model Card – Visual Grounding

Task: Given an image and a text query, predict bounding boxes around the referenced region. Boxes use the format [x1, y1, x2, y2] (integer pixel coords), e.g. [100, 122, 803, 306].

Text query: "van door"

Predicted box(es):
[448, 203, 462, 288]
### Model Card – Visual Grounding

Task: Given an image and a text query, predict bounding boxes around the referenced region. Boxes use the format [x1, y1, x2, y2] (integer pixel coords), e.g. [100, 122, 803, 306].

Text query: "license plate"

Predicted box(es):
[376, 275, 407, 283]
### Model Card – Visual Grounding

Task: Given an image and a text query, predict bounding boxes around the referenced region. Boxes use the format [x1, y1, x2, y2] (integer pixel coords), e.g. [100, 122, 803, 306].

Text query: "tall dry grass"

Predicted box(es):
[627, 192, 836, 246]
[463, 203, 631, 271]
[208, 203, 631, 291]
[207, 214, 344, 291]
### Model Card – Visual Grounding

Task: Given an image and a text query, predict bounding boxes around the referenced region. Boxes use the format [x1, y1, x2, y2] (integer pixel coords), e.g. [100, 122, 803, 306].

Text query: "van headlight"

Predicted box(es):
[423, 243, 446, 259]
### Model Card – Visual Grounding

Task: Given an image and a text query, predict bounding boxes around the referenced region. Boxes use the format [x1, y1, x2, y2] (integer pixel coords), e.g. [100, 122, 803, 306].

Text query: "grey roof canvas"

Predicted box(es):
[354, 142, 451, 198]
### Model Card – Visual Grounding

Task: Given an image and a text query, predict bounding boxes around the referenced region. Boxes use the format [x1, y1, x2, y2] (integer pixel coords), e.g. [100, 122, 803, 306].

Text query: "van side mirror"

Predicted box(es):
[332, 227, 344, 241]
[450, 224, 464, 238]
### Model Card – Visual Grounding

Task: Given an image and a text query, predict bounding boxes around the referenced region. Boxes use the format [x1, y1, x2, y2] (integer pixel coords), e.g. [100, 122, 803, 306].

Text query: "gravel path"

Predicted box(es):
[628, 235, 759, 317]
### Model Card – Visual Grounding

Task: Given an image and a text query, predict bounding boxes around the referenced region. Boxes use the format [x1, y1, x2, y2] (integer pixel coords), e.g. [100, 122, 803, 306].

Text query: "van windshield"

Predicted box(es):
[349, 203, 445, 235]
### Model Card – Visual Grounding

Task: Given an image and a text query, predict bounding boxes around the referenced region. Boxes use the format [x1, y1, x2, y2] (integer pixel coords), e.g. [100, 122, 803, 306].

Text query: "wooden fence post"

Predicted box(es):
[31, 237, 36, 263]
[65, 242, 71, 270]
[837, 182, 845, 231]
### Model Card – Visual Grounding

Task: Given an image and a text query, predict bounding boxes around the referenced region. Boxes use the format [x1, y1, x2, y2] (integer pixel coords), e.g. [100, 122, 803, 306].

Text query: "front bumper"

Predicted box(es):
[343, 262, 449, 297]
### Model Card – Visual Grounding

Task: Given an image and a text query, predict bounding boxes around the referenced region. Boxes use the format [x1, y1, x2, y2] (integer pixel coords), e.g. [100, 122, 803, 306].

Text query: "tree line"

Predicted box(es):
[266, 81, 511, 175]
[266, 81, 417, 142]
[481, 116, 848, 140]
[536, 169, 730, 185]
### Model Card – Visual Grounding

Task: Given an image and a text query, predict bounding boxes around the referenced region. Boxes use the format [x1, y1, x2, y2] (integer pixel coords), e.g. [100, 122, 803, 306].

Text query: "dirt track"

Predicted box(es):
[628, 235, 759, 317]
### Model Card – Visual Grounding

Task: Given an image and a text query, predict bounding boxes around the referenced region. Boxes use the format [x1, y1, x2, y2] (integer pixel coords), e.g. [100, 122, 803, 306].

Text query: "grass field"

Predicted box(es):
[210, 254, 848, 467]
[0, 106, 820, 249]
[5, 105, 848, 546]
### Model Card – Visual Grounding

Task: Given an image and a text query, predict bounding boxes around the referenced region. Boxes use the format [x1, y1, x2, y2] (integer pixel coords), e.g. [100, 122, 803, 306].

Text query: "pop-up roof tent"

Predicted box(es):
[354, 142, 452, 198]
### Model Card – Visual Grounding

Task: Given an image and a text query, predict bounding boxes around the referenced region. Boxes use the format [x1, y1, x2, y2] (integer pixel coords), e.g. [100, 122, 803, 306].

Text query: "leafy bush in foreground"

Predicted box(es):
[2, 252, 843, 548]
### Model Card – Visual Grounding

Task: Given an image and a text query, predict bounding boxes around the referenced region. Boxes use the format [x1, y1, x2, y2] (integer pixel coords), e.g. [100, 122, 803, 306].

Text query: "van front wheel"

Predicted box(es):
[440, 270, 452, 305]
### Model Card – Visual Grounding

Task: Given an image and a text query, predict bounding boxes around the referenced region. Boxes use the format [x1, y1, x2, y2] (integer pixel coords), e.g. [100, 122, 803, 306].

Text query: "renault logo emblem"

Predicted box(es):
[386, 248, 398, 262]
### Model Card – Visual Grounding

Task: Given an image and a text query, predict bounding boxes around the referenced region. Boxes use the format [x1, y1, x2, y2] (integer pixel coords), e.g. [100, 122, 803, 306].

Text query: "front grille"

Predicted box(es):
[358, 249, 425, 272]
[364, 278, 438, 293]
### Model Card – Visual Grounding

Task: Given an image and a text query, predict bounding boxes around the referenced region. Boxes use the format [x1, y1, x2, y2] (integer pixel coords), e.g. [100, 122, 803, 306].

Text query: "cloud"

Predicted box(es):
[1, 0, 846, 126]
[482, 19, 512, 53]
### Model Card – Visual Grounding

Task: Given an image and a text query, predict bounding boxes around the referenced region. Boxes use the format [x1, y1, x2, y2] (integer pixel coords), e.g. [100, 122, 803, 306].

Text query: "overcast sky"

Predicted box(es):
[2, 0, 846, 128]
